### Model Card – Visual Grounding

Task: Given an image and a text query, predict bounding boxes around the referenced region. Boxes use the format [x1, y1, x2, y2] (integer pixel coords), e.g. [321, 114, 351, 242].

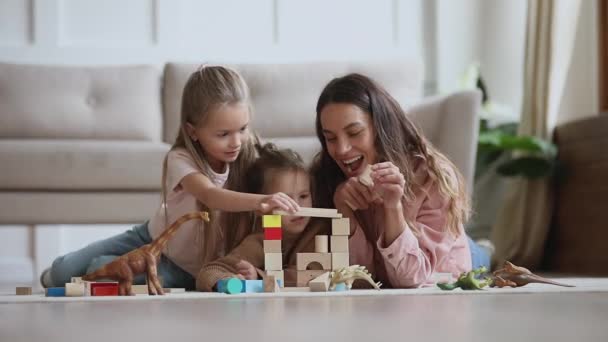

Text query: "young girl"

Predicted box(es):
[196, 143, 328, 291]
[310, 73, 490, 288]
[42, 65, 299, 290]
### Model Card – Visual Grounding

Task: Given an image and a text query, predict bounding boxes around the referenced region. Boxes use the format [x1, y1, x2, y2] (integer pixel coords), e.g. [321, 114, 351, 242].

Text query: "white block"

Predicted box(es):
[315, 235, 328, 253]
[332, 252, 349, 269]
[65, 282, 85, 297]
[330, 235, 349, 253]
[332, 218, 350, 235]
[264, 253, 283, 271]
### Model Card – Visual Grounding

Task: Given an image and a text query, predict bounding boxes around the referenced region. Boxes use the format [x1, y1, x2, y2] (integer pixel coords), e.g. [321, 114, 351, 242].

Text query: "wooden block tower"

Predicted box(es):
[263, 214, 284, 286]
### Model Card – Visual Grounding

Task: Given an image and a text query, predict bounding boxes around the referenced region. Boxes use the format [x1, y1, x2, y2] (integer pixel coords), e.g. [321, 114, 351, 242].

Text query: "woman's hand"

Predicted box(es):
[257, 192, 300, 214]
[371, 162, 405, 209]
[334, 177, 375, 211]
[235, 260, 258, 280]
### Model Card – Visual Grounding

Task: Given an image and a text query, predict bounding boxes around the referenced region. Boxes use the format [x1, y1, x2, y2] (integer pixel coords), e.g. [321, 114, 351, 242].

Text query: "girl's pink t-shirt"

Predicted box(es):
[148, 148, 228, 276]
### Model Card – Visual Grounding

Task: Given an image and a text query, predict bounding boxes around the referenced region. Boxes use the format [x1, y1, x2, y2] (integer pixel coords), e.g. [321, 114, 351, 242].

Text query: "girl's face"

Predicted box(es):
[188, 102, 250, 173]
[264, 169, 312, 235]
[320, 103, 377, 178]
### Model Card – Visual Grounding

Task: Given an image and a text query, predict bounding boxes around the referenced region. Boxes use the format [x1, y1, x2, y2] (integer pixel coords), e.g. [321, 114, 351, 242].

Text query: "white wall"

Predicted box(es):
[0, 0, 425, 64]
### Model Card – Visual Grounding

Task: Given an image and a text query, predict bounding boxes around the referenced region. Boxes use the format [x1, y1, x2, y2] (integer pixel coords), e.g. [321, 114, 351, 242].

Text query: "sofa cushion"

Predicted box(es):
[163, 61, 422, 144]
[0, 63, 163, 141]
[0, 140, 170, 190]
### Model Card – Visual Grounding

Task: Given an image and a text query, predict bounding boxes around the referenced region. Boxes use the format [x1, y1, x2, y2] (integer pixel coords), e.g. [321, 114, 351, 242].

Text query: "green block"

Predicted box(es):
[263, 215, 281, 228]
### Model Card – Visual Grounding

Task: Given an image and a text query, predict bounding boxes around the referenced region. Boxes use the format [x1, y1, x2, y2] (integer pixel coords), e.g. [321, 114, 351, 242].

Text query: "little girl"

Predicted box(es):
[42, 65, 299, 289]
[196, 143, 328, 291]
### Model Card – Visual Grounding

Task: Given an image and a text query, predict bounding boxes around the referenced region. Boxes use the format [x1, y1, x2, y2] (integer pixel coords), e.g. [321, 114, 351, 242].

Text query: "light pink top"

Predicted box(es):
[148, 148, 229, 276]
[349, 166, 471, 288]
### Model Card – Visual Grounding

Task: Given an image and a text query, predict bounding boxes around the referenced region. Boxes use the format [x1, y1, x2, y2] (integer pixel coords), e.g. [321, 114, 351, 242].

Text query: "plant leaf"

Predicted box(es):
[497, 157, 554, 178]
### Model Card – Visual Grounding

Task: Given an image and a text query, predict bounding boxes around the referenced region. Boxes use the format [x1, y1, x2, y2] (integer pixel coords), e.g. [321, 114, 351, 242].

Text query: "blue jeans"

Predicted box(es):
[468, 237, 491, 270]
[49, 222, 195, 289]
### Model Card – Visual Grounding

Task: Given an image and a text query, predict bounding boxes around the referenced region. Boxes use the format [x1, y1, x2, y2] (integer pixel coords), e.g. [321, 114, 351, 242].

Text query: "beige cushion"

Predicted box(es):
[0, 192, 161, 224]
[0, 140, 170, 190]
[0, 63, 163, 141]
[163, 61, 423, 143]
[407, 91, 481, 193]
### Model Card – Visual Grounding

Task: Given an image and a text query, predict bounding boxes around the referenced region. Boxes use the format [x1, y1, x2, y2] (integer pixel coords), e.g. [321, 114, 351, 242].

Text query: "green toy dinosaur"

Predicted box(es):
[437, 266, 491, 290]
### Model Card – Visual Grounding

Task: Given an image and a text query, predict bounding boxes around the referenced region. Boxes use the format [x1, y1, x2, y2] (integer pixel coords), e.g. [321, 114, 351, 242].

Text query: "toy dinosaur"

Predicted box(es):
[329, 265, 382, 290]
[82, 211, 209, 296]
[437, 266, 491, 290]
[491, 261, 574, 288]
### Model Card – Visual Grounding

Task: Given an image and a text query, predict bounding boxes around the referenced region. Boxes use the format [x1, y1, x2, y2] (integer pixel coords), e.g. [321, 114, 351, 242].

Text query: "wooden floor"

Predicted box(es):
[1, 291, 607, 342]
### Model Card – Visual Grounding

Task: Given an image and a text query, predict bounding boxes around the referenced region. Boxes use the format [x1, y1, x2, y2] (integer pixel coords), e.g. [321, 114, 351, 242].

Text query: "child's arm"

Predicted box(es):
[181, 173, 299, 213]
[196, 233, 265, 291]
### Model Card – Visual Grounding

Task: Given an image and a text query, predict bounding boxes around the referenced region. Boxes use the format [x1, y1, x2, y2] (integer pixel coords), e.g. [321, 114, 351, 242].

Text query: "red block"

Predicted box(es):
[264, 228, 282, 240]
[91, 282, 119, 296]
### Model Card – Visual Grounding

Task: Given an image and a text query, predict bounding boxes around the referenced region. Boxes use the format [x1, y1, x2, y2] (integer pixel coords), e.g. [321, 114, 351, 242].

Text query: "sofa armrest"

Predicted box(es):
[408, 90, 481, 195]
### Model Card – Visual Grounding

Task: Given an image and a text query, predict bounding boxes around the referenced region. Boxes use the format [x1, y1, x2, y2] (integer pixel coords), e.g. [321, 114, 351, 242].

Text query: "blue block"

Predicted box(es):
[331, 283, 348, 292]
[243, 280, 264, 293]
[216, 278, 244, 294]
[45, 287, 66, 297]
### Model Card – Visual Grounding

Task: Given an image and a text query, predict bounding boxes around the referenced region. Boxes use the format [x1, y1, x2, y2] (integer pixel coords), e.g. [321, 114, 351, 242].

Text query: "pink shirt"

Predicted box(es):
[349, 166, 471, 288]
[148, 148, 229, 276]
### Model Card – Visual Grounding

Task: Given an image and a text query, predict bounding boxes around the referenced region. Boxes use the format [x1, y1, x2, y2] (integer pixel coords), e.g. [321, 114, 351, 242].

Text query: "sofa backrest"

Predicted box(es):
[0, 63, 163, 141]
[163, 61, 422, 162]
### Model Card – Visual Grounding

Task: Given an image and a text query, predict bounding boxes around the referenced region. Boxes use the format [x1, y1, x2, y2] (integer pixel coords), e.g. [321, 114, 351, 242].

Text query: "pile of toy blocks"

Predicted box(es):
[216, 208, 350, 294]
[15, 278, 185, 297]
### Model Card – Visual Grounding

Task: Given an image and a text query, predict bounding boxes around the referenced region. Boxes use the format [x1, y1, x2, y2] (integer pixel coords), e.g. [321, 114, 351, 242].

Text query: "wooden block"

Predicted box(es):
[296, 252, 332, 271]
[263, 239, 282, 253]
[90, 282, 119, 296]
[332, 218, 350, 235]
[264, 276, 280, 293]
[243, 280, 264, 293]
[65, 283, 85, 297]
[45, 287, 65, 297]
[264, 253, 283, 271]
[309, 272, 331, 292]
[359, 164, 374, 187]
[274, 207, 342, 218]
[15, 287, 32, 295]
[71, 277, 83, 283]
[163, 288, 186, 293]
[262, 215, 281, 228]
[330, 235, 349, 253]
[296, 270, 326, 287]
[131, 284, 149, 295]
[280, 287, 311, 293]
[266, 270, 284, 287]
[83, 281, 93, 296]
[264, 228, 282, 240]
[332, 252, 350, 269]
[315, 235, 328, 253]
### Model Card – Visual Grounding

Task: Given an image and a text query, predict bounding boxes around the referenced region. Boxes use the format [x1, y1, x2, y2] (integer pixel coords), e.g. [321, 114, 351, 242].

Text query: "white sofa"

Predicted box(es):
[0, 61, 480, 224]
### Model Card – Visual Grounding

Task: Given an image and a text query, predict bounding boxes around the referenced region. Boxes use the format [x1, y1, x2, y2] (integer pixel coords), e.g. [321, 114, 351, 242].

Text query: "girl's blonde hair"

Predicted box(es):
[311, 73, 470, 237]
[161, 65, 258, 263]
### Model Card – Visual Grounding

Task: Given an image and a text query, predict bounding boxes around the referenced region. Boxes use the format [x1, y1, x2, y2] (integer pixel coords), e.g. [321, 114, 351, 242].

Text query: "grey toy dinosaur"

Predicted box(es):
[329, 265, 382, 290]
[491, 261, 574, 288]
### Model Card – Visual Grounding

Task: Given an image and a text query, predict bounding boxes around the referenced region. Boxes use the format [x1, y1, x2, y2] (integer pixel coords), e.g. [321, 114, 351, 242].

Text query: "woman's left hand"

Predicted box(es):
[371, 162, 405, 209]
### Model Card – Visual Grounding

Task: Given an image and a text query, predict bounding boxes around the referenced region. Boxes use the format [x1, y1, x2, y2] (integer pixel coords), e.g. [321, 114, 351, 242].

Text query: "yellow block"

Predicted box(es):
[263, 215, 281, 228]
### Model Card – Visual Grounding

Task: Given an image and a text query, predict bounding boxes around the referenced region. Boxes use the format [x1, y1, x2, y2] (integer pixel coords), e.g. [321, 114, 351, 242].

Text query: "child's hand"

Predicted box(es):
[235, 260, 258, 280]
[334, 177, 375, 211]
[258, 192, 300, 214]
[370, 162, 405, 209]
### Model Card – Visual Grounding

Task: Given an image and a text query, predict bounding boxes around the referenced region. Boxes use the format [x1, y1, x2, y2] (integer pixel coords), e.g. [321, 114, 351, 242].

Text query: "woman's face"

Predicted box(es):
[319, 103, 377, 178]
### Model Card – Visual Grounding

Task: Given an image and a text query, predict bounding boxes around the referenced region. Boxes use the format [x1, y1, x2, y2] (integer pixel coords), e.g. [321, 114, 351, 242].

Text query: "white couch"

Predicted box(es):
[0, 61, 480, 224]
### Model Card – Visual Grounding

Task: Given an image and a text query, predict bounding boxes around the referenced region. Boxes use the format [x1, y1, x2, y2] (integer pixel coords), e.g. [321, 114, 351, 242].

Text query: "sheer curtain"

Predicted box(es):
[491, 0, 584, 269]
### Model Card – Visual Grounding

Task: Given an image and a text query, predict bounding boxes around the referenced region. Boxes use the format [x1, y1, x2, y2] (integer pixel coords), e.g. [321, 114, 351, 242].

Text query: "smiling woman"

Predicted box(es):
[311, 73, 489, 288]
